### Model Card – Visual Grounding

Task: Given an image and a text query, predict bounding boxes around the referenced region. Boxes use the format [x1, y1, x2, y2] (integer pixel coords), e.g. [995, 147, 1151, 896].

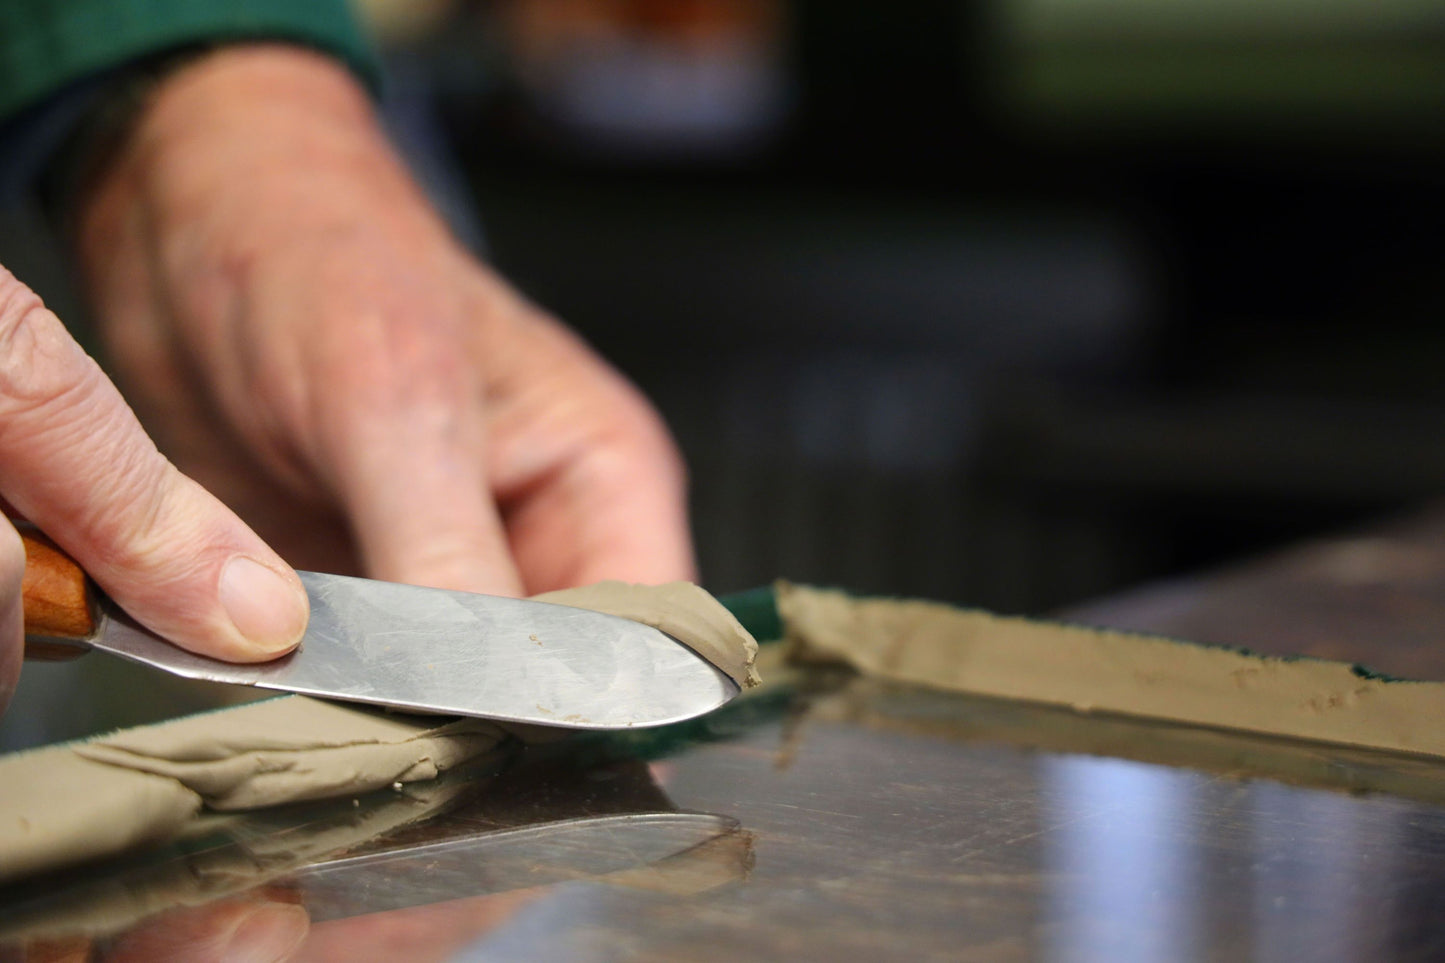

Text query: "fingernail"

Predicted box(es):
[219, 556, 308, 656]
[222, 904, 310, 963]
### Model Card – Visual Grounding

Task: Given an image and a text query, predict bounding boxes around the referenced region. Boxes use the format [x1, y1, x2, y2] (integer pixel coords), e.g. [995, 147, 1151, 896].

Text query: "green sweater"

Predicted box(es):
[0, 0, 378, 122]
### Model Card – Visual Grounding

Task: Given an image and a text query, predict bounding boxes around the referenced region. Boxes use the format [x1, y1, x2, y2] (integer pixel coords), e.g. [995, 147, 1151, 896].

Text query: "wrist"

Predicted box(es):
[129, 44, 379, 176]
[39, 48, 210, 231]
[77, 41, 425, 288]
[140, 43, 375, 141]
[82, 43, 382, 216]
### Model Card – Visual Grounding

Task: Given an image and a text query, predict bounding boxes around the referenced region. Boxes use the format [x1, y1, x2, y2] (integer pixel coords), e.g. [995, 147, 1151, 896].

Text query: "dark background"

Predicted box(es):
[405, 0, 1445, 611]
[11, 0, 1445, 614]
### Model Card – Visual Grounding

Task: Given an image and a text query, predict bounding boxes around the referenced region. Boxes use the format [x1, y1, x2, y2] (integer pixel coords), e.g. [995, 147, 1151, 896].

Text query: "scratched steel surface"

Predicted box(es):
[9, 511, 1445, 960]
[492, 696, 1445, 963]
[7, 674, 1445, 961]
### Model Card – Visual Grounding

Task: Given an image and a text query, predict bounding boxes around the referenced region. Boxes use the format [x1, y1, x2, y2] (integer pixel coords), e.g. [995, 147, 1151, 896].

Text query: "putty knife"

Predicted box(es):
[19, 532, 738, 729]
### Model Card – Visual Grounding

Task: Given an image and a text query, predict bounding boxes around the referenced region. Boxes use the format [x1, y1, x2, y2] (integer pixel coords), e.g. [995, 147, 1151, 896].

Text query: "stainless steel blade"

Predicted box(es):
[85, 572, 739, 728]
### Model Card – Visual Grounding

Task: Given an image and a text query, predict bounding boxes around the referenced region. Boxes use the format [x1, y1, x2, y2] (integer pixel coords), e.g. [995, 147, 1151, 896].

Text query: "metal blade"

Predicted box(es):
[89, 572, 739, 728]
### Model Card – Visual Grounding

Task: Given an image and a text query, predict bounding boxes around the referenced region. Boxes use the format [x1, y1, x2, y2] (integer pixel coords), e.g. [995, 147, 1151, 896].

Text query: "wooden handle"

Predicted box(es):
[21, 531, 97, 658]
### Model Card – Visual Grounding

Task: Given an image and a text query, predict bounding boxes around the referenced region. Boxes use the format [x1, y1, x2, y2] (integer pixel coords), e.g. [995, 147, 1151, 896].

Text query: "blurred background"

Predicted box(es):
[12, 0, 1445, 614]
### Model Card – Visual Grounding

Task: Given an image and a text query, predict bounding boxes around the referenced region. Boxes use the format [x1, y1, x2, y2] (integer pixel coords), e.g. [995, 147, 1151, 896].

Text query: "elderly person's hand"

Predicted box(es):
[0, 264, 308, 714]
[76, 44, 695, 597]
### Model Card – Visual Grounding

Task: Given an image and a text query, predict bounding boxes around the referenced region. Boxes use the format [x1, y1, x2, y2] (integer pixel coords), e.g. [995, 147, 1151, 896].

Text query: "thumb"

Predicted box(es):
[0, 266, 307, 662]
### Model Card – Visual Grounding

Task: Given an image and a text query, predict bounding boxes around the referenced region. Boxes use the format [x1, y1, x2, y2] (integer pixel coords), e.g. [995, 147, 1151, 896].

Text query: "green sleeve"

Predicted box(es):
[0, 0, 381, 121]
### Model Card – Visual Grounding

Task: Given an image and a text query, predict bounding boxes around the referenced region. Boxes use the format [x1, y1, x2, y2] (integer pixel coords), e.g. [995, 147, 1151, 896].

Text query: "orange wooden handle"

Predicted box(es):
[21, 530, 97, 642]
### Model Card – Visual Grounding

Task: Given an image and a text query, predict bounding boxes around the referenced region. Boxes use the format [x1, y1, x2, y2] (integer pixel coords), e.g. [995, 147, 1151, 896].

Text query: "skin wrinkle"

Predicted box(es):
[7, 369, 165, 543]
[0, 280, 303, 663]
[0, 308, 91, 417]
[0, 312, 181, 556]
[0, 373, 106, 463]
[70, 441, 177, 568]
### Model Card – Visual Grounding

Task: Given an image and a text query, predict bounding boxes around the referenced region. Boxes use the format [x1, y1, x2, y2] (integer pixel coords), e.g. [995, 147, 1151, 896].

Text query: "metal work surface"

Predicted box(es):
[8, 510, 1445, 960]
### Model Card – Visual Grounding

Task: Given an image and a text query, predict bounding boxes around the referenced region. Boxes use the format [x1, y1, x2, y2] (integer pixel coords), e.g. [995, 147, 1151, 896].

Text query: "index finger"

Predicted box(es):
[308, 304, 525, 597]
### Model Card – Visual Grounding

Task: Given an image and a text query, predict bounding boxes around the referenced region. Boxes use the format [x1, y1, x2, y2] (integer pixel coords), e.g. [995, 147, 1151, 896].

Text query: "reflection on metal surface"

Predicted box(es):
[300, 812, 742, 922]
[797, 672, 1445, 808]
[452, 667, 1445, 961]
[8, 655, 1445, 960]
[0, 747, 747, 953]
[1248, 784, 1414, 963]
[584, 699, 1445, 961]
[0, 758, 499, 947]
[1043, 757, 1201, 961]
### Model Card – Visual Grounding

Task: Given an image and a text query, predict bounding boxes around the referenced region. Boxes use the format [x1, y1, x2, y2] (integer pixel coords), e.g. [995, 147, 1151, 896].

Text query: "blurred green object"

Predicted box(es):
[0, 0, 379, 121]
[995, 0, 1445, 131]
[720, 585, 784, 644]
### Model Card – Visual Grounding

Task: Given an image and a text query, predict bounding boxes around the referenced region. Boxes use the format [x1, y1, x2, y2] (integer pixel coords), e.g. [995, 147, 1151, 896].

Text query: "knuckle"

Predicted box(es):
[0, 273, 94, 418]
[0, 268, 42, 329]
[579, 409, 690, 509]
[323, 309, 475, 421]
[612, 392, 689, 483]
[379, 310, 470, 385]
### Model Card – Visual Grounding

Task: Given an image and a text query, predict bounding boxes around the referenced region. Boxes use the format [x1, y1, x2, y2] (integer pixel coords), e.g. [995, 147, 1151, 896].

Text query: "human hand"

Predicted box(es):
[76, 45, 695, 597]
[0, 265, 308, 714]
[88, 895, 309, 963]
[19, 884, 535, 963]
